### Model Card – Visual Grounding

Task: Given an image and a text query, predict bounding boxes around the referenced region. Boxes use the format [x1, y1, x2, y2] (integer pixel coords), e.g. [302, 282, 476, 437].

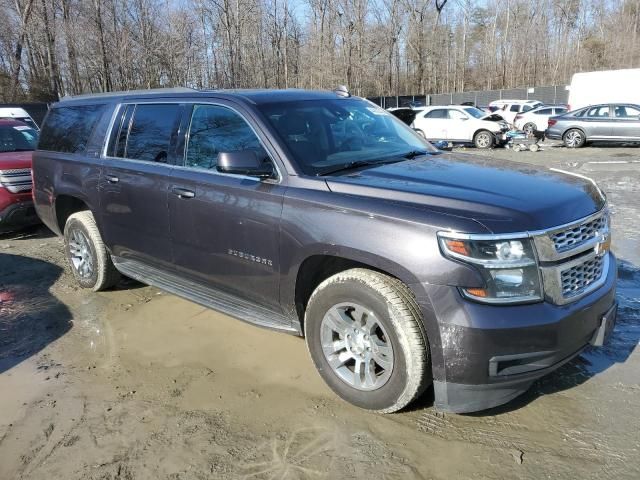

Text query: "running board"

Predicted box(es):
[112, 256, 300, 335]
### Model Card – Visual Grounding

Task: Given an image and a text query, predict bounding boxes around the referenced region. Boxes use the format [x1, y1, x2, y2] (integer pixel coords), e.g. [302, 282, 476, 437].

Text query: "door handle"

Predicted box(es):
[171, 187, 195, 199]
[105, 174, 119, 184]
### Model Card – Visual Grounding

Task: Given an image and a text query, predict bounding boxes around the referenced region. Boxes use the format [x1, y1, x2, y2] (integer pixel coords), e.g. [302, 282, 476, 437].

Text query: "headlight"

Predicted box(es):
[438, 233, 542, 304]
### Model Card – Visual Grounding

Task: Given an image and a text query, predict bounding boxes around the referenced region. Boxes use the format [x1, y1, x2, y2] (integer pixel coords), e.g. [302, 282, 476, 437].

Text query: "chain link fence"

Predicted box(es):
[368, 85, 569, 109]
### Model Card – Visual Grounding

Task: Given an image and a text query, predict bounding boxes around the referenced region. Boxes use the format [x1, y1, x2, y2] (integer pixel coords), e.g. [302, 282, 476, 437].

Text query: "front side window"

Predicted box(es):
[462, 107, 486, 119]
[448, 109, 468, 120]
[535, 108, 553, 115]
[39, 104, 105, 153]
[586, 106, 610, 118]
[0, 124, 39, 152]
[258, 98, 436, 176]
[185, 105, 263, 170]
[124, 104, 180, 162]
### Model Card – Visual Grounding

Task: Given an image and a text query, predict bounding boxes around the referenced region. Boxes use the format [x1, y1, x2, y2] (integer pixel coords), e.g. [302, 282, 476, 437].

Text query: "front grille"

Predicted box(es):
[0, 168, 32, 194]
[551, 214, 607, 253]
[560, 255, 605, 298]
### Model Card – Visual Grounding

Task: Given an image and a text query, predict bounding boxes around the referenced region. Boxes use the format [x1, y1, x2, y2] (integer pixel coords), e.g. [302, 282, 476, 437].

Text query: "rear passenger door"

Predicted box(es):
[100, 103, 182, 268]
[167, 102, 285, 310]
[611, 105, 640, 140]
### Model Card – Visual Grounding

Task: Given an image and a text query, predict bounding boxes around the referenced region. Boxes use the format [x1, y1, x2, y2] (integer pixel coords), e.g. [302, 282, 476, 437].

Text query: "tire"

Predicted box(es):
[563, 129, 586, 148]
[523, 123, 536, 135]
[304, 268, 430, 413]
[64, 211, 120, 291]
[529, 143, 540, 152]
[473, 130, 494, 149]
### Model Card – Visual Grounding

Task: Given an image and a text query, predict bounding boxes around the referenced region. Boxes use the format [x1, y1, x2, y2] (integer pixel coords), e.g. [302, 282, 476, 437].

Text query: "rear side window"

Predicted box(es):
[510, 105, 520, 112]
[535, 108, 553, 115]
[185, 105, 262, 170]
[424, 109, 447, 119]
[120, 104, 180, 162]
[39, 104, 105, 153]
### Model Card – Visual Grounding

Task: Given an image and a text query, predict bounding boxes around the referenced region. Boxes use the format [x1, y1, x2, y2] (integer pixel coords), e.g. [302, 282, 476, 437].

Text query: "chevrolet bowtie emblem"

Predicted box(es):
[594, 233, 611, 256]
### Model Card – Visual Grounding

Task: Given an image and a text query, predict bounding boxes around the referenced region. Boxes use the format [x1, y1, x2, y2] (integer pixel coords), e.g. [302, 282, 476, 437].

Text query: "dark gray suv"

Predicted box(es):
[32, 88, 617, 413]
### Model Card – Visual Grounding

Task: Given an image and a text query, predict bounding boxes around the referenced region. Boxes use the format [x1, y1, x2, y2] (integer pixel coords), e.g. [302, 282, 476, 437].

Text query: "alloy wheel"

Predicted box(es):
[320, 302, 394, 391]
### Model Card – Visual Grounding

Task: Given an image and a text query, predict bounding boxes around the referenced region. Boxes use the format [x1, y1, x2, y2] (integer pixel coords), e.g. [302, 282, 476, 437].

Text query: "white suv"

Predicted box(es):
[411, 106, 509, 149]
[488, 100, 544, 124]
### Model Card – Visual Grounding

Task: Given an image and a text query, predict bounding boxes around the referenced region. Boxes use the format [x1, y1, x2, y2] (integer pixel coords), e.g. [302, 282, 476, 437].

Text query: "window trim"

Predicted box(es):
[102, 100, 282, 184]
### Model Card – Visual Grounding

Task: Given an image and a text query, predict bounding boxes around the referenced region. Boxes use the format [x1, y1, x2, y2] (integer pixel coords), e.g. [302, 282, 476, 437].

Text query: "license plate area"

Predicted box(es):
[590, 302, 617, 347]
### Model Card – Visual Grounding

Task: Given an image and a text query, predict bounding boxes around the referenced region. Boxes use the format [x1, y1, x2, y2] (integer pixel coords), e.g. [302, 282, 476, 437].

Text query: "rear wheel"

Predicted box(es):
[473, 130, 494, 149]
[563, 129, 586, 148]
[305, 268, 430, 413]
[64, 211, 120, 291]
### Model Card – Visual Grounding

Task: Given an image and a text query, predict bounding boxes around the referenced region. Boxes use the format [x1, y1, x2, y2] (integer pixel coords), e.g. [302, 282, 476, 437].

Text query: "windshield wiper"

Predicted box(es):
[402, 149, 439, 159]
[317, 159, 404, 176]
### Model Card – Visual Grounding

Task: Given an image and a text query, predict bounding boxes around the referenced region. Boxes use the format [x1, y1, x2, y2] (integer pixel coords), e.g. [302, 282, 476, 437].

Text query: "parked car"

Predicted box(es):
[33, 88, 617, 414]
[546, 103, 640, 148]
[411, 105, 509, 148]
[488, 100, 544, 124]
[514, 105, 568, 135]
[568, 69, 640, 110]
[387, 107, 424, 125]
[0, 107, 40, 130]
[0, 119, 40, 232]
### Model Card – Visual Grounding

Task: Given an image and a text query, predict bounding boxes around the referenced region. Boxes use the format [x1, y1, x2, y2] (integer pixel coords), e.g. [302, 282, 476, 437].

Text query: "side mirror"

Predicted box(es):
[217, 150, 274, 179]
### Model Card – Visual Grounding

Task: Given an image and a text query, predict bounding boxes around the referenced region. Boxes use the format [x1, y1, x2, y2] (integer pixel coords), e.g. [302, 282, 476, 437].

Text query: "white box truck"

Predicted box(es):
[568, 69, 640, 110]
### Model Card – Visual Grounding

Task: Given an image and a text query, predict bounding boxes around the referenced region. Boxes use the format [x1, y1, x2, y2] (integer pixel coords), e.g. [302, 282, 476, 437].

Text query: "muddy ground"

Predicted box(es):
[1, 143, 639, 480]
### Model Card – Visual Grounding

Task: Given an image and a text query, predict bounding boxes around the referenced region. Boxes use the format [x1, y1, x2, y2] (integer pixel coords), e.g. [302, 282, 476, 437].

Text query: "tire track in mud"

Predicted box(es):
[417, 410, 627, 466]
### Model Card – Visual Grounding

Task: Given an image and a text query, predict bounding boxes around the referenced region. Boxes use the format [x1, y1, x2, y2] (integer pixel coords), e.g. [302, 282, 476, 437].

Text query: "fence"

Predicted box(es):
[367, 85, 569, 109]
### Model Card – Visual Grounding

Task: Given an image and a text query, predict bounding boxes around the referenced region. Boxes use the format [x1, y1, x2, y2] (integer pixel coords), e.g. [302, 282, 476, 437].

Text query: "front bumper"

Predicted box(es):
[0, 198, 40, 231]
[413, 252, 617, 413]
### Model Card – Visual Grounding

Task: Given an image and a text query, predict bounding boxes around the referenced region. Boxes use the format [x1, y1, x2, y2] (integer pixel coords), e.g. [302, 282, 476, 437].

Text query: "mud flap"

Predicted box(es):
[590, 303, 617, 347]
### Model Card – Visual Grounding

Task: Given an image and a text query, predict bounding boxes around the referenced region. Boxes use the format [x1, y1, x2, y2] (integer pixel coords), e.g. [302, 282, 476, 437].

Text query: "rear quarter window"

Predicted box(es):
[38, 104, 106, 154]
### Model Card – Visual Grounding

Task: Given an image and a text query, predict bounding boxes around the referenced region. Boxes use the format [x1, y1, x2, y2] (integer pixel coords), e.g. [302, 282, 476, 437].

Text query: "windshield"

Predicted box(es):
[258, 98, 437, 175]
[463, 107, 486, 119]
[0, 124, 39, 153]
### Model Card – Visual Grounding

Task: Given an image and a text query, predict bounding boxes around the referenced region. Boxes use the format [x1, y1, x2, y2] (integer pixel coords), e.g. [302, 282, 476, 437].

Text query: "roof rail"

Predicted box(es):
[60, 87, 198, 102]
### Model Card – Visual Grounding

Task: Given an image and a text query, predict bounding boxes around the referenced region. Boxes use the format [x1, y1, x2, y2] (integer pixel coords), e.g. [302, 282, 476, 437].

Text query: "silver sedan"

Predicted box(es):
[546, 103, 640, 147]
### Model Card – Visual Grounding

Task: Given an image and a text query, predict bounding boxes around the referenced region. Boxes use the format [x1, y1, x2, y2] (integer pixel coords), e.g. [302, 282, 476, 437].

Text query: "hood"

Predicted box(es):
[480, 113, 506, 122]
[325, 154, 606, 233]
[0, 150, 33, 170]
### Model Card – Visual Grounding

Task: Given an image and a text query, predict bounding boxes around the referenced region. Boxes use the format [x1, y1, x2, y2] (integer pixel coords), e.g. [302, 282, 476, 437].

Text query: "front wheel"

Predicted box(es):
[64, 211, 120, 291]
[473, 130, 495, 149]
[305, 269, 430, 413]
[563, 129, 586, 148]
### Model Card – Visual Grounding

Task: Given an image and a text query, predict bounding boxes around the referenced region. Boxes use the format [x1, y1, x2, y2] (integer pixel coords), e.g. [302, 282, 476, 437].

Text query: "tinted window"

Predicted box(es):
[613, 105, 640, 118]
[185, 105, 263, 170]
[535, 108, 553, 115]
[510, 105, 520, 112]
[425, 109, 448, 119]
[554, 108, 568, 115]
[0, 124, 39, 152]
[39, 105, 105, 153]
[122, 104, 180, 162]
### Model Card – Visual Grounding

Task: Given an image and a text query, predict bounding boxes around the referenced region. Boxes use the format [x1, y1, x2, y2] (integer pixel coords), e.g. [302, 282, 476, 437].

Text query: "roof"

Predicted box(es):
[58, 87, 353, 106]
[0, 107, 30, 116]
